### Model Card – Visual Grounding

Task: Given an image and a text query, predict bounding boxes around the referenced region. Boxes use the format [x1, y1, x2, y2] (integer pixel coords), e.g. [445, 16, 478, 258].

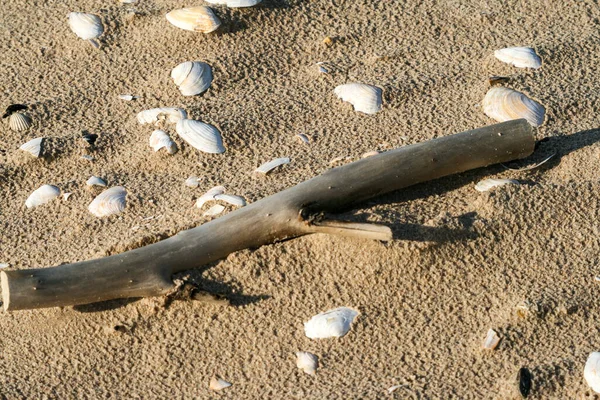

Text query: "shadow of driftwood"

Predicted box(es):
[73, 298, 140, 313]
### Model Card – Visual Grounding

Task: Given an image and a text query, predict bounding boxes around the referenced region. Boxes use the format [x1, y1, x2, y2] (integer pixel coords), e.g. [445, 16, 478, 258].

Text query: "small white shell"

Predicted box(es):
[205, 0, 262, 7]
[475, 178, 519, 192]
[0, 263, 9, 269]
[149, 130, 177, 154]
[296, 352, 318, 375]
[136, 108, 187, 125]
[68, 12, 104, 40]
[185, 176, 201, 188]
[25, 185, 61, 208]
[203, 204, 225, 217]
[175, 119, 225, 154]
[209, 376, 231, 391]
[118, 94, 138, 101]
[86, 176, 107, 187]
[482, 87, 545, 127]
[214, 194, 246, 207]
[88, 186, 127, 217]
[195, 186, 226, 208]
[256, 157, 290, 174]
[62, 192, 72, 201]
[171, 61, 213, 96]
[482, 328, 501, 350]
[9, 113, 31, 131]
[304, 307, 359, 339]
[334, 83, 383, 114]
[585, 352, 600, 393]
[494, 47, 542, 69]
[19, 137, 43, 157]
[166, 7, 221, 33]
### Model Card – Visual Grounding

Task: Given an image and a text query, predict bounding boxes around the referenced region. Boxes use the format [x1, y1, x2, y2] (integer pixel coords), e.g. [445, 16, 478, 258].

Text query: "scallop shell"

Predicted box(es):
[195, 186, 226, 208]
[137, 108, 187, 125]
[175, 119, 225, 154]
[203, 204, 225, 217]
[9, 113, 31, 131]
[166, 7, 221, 33]
[171, 61, 213, 96]
[334, 83, 382, 114]
[214, 194, 246, 207]
[482, 87, 545, 127]
[209, 376, 231, 391]
[304, 307, 359, 339]
[185, 176, 201, 188]
[296, 352, 318, 375]
[149, 130, 177, 154]
[205, 0, 262, 7]
[494, 47, 542, 69]
[88, 186, 127, 217]
[475, 178, 519, 192]
[19, 137, 43, 157]
[585, 352, 600, 393]
[25, 185, 60, 208]
[255, 157, 290, 174]
[68, 12, 104, 40]
[482, 328, 501, 350]
[86, 176, 107, 187]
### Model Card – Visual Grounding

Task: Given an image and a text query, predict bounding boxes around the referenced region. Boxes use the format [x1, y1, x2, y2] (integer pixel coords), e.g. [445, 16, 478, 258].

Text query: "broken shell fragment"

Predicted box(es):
[209, 376, 231, 391]
[86, 176, 107, 187]
[166, 6, 221, 33]
[171, 61, 213, 96]
[176, 119, 225, 154]
[304, 307, 359, 339]
[482, 328, 501, 350]
[214, 194, 246, 207]
[585, 352, 600, 393]
[494, 47, 542, 69]
[256, 157, 290, 175]
[68, 12, 104, 40]
[362, 150, 380, 158]
[475, 178, 519, 192]
[334, 83, 382, 115]
[136, 108, 187, 125]
[296, 133, 310, 144]
[118, 94, 138, 101]
[296, 352, 318, 375]
[25, 185, 61, 208]
[88, 186, 127, 217]
[9, 113, 32, 131]
[149, 130, 177, 154]
[19, 137, 44, 158]
[62, 192, 72, 201]
[203, 204, 225, 217]
[482, 87, 545, 127]
[195, 185, 225, 208]
[185, 176, 201, 188]
[205, 0, 261, 7]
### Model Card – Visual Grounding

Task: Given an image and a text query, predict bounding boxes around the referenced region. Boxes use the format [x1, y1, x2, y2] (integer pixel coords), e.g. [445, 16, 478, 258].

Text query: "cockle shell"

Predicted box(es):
[86, 176, 107, 187]
[68, 12, 104, 40]
[214, 194, 246, 207]
[585, 352, 600, 393]
[9, 113, 31, 131]
[19, 137, 43, 157]
[171, 61, 213, 96]
[296, 352, 318, 375]
[166, 7, 221, 33]
[475, 178, 519, 192]
[175, 119, 225, 154]
[494, 47, 542, 69]
[137, 108, 187, 125]
[195, 185, 225, 208]
[482, 87, 545, 127]
[209, 376, 231, 391]
[205, 0, 262, 7]
[25, 185, 60, 208]
[203, 204, 225, 217]
[334, 83, 382, 115]
[256, 157, 290, 174]
[482, 328, 501, 350]
[88, 186, 127, 217]
[149, 130, 177, 154]
[304, 307, 359, 339]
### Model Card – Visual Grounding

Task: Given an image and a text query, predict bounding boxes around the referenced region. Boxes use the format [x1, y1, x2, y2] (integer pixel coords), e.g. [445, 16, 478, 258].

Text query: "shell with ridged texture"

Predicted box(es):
[171, 61, 213, 96]
[9, 113, 31, 131]
[494, 47, 542, 69]
[88, 186, 127, 217]
[482, 87, 545, 127]
[175, 119, 225, 154]
[334, 83, 382, 115]
[166, 7, 221, 33]
[25, 185, 60, 208]
[19, 137, 43, 157]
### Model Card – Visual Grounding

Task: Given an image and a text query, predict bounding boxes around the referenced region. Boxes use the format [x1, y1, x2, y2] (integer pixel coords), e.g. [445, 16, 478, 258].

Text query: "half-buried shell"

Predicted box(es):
[176, 119, 225, 154]
[482, 87, 545, 127]
[195, 185, 226, 208]
[256, 157, 290, 175]
[585, 352, 600, 393]
[149, 130, 177, 154]
[88, 186, 127, 217]
[86, 176, 107, 187]
[304, 307, 359, 339]
[214, 194, 246, 207]
[494, 47, 542, 69]
[334, 83, 382, 115]
[166, 6, 221, 33]
[68, 12, 104, 40]
[171, 61, 213, 96]
[296, 352, 318, 375]
[19, 137, 43, 157]
[475, 178, 519, 192]
[137, 108, 187, 125]
[25, 185, 60, 208]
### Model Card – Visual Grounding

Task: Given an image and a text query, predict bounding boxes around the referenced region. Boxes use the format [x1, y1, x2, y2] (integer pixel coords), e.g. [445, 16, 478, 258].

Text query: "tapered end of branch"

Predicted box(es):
[307, 220, 393, 241]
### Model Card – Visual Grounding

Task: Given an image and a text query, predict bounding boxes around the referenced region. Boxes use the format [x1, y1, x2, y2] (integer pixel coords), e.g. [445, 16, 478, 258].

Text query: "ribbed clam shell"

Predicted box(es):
[195, 185, 225, 208]
[585, 352, 600, 393]
[494, 47, 542, 69]
[88, 186, 127, 217]
[203, 204, 225, 217]
[19, 137, 43, 157]
[482, 87, 545, 127]
[171, 61, 213, 96]
[9, 113, 31, 131]
[149, 130, 177, 154]
[86, 176, 107, 187]
[334, 83, 382, 114]
[296, 352, 318, 375]
[214, 194, 246, 207]
[475, 178, 519, 192]
[304, 307, 359, 339]
[136, 108, 187, 125]
[209, 376, 231, 391]
[256, 157, 290, 174]
[25, 185, 61, 208]
[205, 0, 262, 7]
[176, 119, 225, 154]
[166, 7, 221, 33]
[68, 12, 104, 40]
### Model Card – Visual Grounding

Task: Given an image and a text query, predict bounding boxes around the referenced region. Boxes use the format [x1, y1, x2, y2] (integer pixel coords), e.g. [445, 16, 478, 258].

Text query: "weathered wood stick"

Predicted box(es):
[1, 120, 534, 311]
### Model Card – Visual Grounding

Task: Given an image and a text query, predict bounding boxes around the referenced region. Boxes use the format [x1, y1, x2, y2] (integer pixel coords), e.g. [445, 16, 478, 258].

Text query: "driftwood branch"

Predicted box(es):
[1, 120, 534, 311]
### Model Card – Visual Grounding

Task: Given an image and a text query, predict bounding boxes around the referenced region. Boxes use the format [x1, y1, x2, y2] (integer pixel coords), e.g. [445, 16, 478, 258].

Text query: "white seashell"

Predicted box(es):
[185, 176, 201, 188]
[334, 83, 383, 115]
[86, 176, 107, 187]
[214, 194, 246, 207]
[68, 12, 104, 40]
[9, 113, 32, 131]
[482, 328, 501, 350]
[205, 0, 261, 7]
[494, 47, 542, 69]
[120, 0, 137, 3]
[387, 385, 405, 394]
[304, 307, 359, 339]
[196, 186, 225, 208]
[203, 204, 225, 217]
[475, 178, 519, 192]
[166, 7, 221, 33]
[296, 352, 318, 375]
[209, 376, 231, 391]
[25, 185, 61, 208]
[482, 87, 545, 127]
[0, 263, 9, 269]
[62, 192, 72, 201]
[136, 108, 187, 125]
[171, 61, 213, 96]
[19, 137, 43, 157]
[88, 186, 127, 217]
[255, 157, 290, 174]
[585, 352, 600, 393]
[118, 94, 138, 101]
[175, 119, 225, 154]
[149, 130, 177, 154]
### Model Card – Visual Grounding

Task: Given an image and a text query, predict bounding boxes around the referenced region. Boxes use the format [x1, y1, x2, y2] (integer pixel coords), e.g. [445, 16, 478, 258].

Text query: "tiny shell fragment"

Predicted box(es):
[185, 176, 201, 188]
[176, 119, 225, 154]
[9, 113, 32, 131]
[482, 87, 545, 127]
[296, 352, 318, 375]
[203, 204, 225, 217]
[0, 263, 9, 269]
[296, 133, 310, 144]
[137, 108, 187, 125]
[209, 376, 231, 391]
[196, 186, 226, 208]
[304, 307, 359, 339]
[149, 130, 177, 154]
[256, 157, 290, 174]
[118, 94, 138, 101]
[62, 192, 72, 201]
[482, 328, 501, 350]
[86, 176, 107, 187]
[475, 178, 519, 192]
